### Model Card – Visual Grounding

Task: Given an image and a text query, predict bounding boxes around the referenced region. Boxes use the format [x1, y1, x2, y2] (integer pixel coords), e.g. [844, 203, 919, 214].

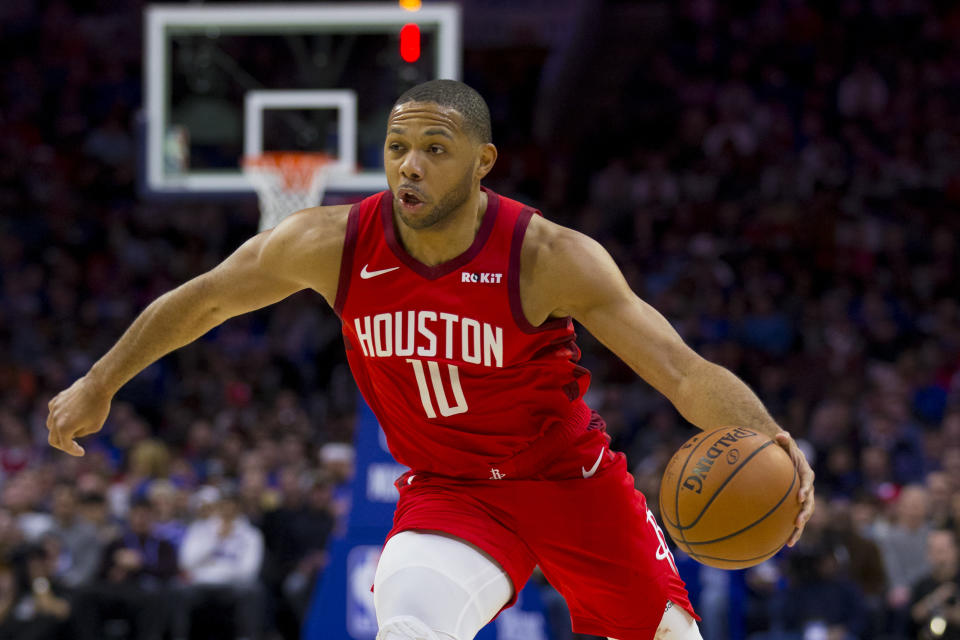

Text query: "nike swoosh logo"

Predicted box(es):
[360, 264, 400, 279]
[582, 447, 605, 479]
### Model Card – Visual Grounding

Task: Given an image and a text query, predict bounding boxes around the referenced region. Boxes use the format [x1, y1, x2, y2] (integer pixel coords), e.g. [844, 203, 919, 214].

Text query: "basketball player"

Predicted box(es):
[47, 80, 814, 640]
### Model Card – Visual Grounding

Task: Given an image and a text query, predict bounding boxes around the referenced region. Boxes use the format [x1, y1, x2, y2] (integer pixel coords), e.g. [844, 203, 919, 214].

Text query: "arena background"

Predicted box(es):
[1, 1, 960, 639]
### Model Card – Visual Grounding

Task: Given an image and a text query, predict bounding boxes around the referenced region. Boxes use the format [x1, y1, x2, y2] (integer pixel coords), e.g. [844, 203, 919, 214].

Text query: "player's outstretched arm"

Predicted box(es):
[46, 206, 350, 457]
[521, 217, 814, 545]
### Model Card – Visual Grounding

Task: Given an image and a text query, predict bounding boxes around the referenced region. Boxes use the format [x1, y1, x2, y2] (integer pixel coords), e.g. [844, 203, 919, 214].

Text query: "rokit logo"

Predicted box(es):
[461, 272, 503, 284]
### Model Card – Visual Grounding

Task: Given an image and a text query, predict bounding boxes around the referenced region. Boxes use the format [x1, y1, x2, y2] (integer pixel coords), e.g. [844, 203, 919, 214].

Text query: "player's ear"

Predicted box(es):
[475, 142, 497, 180]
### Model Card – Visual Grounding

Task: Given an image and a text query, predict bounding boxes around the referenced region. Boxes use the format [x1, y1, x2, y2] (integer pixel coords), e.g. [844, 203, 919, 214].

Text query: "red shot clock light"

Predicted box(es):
[398, 0, 421, 63]
[399, 23, 421, 62]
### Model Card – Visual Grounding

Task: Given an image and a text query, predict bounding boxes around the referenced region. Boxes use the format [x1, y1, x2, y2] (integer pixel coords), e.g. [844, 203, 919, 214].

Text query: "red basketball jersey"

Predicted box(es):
[335, 187, 593, 479]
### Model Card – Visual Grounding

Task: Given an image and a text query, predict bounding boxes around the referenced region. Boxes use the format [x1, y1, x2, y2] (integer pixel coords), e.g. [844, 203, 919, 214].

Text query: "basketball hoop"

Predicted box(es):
[242, 152, 333, 232]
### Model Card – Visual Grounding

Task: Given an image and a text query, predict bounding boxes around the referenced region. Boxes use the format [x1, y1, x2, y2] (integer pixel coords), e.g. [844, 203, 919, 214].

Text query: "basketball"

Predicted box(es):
[659, 427, 800, 570]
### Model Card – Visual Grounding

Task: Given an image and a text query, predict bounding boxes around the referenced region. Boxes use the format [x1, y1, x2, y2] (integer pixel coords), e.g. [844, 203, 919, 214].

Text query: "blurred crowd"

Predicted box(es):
[0, 457, 345, 640]
[1, 0, 960, 639]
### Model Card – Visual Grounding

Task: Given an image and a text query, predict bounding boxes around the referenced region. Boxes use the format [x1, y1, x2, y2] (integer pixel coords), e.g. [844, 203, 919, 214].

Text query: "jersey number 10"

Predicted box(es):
[405, 358, 468, 418]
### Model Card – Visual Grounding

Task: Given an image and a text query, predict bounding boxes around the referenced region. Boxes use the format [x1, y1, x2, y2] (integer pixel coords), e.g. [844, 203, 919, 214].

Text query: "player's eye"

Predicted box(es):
[429, 145, 444, 154]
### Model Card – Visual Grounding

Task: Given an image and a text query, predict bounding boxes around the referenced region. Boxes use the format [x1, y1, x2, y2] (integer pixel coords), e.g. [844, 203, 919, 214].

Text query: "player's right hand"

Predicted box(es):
[46, 375, 112, 456]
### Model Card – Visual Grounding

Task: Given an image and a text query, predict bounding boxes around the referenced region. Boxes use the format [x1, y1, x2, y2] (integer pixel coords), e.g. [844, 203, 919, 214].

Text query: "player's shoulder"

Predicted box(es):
[274, 203, 353, 241]
[521, 212, 603, 271]
[263, 204, 351, 256]
[259, 204, 352, 286]
[516, 211, 612, 317]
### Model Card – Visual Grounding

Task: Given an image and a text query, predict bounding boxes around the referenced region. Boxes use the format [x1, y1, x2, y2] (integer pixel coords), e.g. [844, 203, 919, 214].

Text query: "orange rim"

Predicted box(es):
[243, 152, 332, 191]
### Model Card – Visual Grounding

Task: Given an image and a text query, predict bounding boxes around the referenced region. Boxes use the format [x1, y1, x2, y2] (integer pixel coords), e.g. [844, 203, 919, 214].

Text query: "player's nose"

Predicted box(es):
[399, 152, 423, 181]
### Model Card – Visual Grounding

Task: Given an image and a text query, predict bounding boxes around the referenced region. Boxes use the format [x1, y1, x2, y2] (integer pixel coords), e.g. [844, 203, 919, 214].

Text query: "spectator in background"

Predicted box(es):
[0, 511, 24, 564]
[910, 529, 960, 640]
[860, 446, 895, 501]
[0, 412, 36, 478]
[77, 492, 122, 547]
[46, 482, 101, 589]
[261, 468, 310, 640]
[820, 445, 861, 498]
[188, 485, 223, 524]
[318, 442, 354, 534]
[759, 542, 867, 640]
[876, 484, 932, 636]
[277, 476, 335, 634]
[929, 471, 955, 530]
[263, 469, 336, 640]
[943, 415, 960, 454]
[108, 439, 172, 515]
[1, 472, 52, 543]
[147, 480, 188, 551]
[82, 107, 133, 168]
[236, 453, 275, 528]
[836, 62, 889, 119]
[821, 497, 888, 638]
[73, 498, 176, 640]
[174, 489, 264, 640]
[942, 449, 960, 491]
[0, 564, 14, 636]
[0, 543, 71, 640]
[754, 494, 868, 639]
[182, 420, 218, 483]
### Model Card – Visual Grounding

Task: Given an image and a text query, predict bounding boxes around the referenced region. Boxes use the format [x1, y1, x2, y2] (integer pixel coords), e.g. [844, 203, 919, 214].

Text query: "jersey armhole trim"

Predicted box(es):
[333, 203, 361, 317]
[508, 207, 573, 334]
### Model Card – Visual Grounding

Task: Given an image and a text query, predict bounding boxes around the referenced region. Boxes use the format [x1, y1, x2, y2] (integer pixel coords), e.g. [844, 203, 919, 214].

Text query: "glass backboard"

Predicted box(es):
[143, 3, 461, 196]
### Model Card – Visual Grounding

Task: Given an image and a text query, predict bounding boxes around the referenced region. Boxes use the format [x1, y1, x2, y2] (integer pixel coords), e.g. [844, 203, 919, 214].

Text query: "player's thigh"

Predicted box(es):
[527, 471, 695, 633]
[374, 530, 512, 640]
[607, 602, 704, 640]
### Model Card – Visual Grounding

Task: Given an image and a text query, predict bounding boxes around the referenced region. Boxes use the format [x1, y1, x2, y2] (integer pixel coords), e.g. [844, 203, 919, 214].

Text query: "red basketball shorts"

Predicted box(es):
[385, 431, 699, 640]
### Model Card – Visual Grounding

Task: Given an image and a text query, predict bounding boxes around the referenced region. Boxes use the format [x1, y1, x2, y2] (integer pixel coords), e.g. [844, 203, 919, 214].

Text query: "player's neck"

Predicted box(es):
[395, 190, 487, 267]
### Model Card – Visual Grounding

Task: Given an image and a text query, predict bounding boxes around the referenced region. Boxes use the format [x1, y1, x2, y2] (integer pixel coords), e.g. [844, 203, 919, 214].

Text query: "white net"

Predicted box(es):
[242, 152, 332, 232]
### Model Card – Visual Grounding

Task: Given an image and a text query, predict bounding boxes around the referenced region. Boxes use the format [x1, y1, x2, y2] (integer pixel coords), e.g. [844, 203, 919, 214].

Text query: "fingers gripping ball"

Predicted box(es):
[659, 427, 800, 569]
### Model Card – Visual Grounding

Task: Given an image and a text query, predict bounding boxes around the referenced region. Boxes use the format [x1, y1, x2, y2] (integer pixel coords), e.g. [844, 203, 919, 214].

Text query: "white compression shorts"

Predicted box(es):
[374, 531, 513, 640]
[373, 530, 703, 640]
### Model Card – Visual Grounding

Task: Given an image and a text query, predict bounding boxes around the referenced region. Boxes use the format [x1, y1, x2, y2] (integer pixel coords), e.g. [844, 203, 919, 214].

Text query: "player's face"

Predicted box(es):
[384, 101, 482, 230]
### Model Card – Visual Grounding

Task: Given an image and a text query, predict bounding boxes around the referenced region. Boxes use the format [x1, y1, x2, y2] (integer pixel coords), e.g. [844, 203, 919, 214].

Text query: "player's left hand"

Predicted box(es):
[774, 431, 814, 547]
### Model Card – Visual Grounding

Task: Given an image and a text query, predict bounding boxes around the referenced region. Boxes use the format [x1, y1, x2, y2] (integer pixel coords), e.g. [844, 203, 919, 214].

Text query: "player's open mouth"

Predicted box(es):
[398, 189, 425, 211]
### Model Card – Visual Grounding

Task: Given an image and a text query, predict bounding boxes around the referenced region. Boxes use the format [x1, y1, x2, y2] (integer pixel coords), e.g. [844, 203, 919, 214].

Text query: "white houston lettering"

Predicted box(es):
[395, 310, 415, 357]
[354, 316, 374, 356]
[355, 311, 502, 368]
[483, 324, 503, 367]
[372, 313, 392, 357]
[461, 318, 481, 364]
[440, 312, 458, 359]
[416, 311, 437, 357]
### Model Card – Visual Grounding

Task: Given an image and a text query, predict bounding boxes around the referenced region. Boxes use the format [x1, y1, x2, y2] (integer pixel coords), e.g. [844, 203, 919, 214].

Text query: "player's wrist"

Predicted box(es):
[759, 422, 789, 440]
[85, 365, 119, 398]
[742, 422, 786, 442]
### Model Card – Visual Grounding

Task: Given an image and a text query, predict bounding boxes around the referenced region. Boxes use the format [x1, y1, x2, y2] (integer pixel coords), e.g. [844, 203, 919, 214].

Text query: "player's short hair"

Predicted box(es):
[394, 79, 492, 143]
